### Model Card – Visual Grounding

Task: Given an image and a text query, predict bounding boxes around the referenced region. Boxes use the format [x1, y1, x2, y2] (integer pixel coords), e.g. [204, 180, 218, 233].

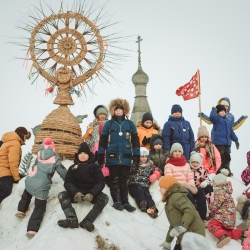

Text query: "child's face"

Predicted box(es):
[114, 108, 124, 116]
[172, 150, 182, 158]
[199, 136, 208, 143]
[218, 110, 226, 117]
[78, 152, 89, 162]
[98, 113, 107, 121]
[140, 155, 148, 163]
[191, 161, 200, 168]
[172, 112, 182, 118]
[159, 187, 166, 196]
[143, 120, 153, 128]
[154, 144, 162, 150]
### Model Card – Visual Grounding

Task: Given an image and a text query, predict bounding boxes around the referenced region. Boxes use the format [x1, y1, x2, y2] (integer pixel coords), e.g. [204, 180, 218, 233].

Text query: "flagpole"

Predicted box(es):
[197, 69, 202, 126]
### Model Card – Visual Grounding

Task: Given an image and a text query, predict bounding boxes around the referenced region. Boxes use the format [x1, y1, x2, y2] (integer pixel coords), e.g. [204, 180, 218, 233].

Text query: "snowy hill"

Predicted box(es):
[0, 158, 245, 250]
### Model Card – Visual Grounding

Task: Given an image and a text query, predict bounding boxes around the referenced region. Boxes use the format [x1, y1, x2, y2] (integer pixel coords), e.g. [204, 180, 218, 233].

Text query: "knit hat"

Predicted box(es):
[197, 125, 209, 139]
[142, 112, 153, 124]
[153, 138, 163, 146]
[216, 104, 226, 114]
[220, 100, 229, 106]
[15, 127, 31, 142]
[170, 143, 183, 155]
[158, 175, 178, 190]
[77, 142, 91, 157]
[93, 105, 108, 118]
[171, 104, 182, 114]
[181, 232, 211, 250]
[140, 147, 149, 156]
[189, 151, 203, 169]
[213, 173, 227, 186]
[42, 137, 55, 150]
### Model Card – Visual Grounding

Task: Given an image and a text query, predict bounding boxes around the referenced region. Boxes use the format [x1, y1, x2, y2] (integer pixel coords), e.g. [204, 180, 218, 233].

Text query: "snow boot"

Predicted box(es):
[79, 219, 95, 232]
[120, 188, 136, 212]
[110, 190, 124, 211]
[123, 203, 136, 212]
[216, 235, 231, 248]
[139, 200, 147, 212]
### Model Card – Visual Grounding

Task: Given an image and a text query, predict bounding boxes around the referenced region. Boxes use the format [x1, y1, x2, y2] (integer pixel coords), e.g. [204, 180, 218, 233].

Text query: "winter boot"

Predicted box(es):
[79, 219, 95, 232]
[216, 235, 231, 248]
[123, 203, 136, 212]
[26, 231, 37, 238]
[15, 211, 25, 218]
[110, 190, 124, 211]
[139, 200, 147, 212]
[120, 188, 136, 212]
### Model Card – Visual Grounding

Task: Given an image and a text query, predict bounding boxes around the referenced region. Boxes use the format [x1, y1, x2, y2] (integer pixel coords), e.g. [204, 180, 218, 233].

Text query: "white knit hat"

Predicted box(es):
[170, 143, 183, 155]
[181, 232, 211, 250]
[220, 100, 229, 106]
[213, 173, 227, 186]
[189, 151, 203, 169]
[140, 147, 149, 156]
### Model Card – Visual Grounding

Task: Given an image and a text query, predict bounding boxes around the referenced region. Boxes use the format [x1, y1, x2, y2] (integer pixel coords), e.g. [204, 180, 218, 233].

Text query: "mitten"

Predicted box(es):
[132, 155, 140, 167]
[200, 180, 208, 188]
[74, 192, 84, 203]
[235, 142, 240, 150]
[170, 226, 187, 237]
[243, 115, 248, 119]
[198, 112, 203, 117]
[149, 168, 161, 182]
[159, 241, 171, 250]
[142, 136, 150, 145]
[166, 150, 172, 158]
[82, 193, 94, 202]
[97, 153, 104, 165]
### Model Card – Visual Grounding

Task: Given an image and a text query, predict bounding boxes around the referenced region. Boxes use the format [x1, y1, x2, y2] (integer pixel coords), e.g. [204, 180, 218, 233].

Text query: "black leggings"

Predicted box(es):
[0, 176, 13, 203]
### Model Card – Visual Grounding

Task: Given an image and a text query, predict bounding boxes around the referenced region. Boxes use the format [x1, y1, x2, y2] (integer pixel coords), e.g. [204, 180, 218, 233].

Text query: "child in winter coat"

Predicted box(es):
[158, 175, 205, 250]
[207, 173, 244, 248]
[136, 112, 160, 150]
[195, 126, 221, 174]
[164, 143, 198, 205]
[209, 105, 239, 177]
[162, 104, 195, 161]
[241, 151, 250, 186]
[15, 137, 67, 238]
[149, 134, 168, 173]
[58, 142, 108, 232]
[128, 147, 161, 218]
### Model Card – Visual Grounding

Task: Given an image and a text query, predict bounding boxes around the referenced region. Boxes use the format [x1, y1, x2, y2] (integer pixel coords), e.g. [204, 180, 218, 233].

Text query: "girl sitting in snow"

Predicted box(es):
[128, 147, 161, 218]
[15, 137, 67, 238]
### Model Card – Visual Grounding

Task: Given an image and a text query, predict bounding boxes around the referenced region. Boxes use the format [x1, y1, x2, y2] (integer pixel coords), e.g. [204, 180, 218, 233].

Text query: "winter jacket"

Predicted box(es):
[208, 181, 236, 229]
[64, 153, 105, 198]
[25, 145, 67, 200]
[98, 116, 140, 167]
[136, 121, 160, 150]
[162, 183, 205, 245]
[195, 139, 221, 174]
[200, 97, 247, 132]
[209, 109, 238, 146]
[0, 132, 24, 181]
[162, 116, 195, 161]
[241, 151, 250, 185]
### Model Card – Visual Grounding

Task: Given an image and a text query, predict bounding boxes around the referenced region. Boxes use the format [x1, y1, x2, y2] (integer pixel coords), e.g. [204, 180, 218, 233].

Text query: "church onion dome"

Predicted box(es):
[132, 65, 149, 85]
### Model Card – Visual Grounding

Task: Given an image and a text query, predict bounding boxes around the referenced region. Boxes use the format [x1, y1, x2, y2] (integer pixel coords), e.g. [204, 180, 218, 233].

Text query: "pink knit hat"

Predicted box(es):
[42, 137, 55, 151]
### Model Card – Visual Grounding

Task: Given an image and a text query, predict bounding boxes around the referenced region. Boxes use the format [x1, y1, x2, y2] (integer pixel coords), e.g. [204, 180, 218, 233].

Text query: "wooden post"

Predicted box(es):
[197, 69, 202, 126]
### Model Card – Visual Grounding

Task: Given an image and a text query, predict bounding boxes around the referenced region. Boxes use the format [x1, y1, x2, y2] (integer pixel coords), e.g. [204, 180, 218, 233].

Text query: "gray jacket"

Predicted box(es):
[25, 145, 67, 200]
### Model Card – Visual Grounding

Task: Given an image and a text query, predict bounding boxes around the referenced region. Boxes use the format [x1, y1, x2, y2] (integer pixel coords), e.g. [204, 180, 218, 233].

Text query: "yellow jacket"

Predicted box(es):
[0, 132, 24, 181]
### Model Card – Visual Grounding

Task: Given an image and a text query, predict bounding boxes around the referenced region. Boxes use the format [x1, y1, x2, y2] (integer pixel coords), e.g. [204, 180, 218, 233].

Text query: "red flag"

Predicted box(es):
[176, 72, 200, 101]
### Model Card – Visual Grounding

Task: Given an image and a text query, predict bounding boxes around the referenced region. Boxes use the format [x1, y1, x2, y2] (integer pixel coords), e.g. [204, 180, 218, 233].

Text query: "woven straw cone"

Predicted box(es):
[32, 105, 83, 159]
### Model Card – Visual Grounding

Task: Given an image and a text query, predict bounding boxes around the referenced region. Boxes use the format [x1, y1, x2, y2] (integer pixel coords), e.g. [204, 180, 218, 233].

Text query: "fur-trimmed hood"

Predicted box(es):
[162, 182, 184, 202]
[108, 98, 130, 116]
[136, 120, 161, 132]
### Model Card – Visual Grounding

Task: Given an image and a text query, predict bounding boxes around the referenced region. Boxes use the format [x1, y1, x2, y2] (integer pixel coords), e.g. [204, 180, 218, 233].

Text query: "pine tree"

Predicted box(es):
[19, 152, 33, 177]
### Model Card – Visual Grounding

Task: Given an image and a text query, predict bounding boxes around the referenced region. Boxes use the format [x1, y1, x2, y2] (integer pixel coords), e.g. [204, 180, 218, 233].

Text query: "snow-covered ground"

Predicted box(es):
[0, 158, 246, 250]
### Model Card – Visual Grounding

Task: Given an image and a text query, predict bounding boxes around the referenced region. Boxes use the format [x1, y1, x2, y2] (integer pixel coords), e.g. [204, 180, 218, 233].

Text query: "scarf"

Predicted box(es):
[167, 156, 186, 166]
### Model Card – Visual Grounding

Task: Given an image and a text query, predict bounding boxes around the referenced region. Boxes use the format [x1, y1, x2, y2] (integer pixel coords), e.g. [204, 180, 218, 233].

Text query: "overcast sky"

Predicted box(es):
[0, 0, 249, 181]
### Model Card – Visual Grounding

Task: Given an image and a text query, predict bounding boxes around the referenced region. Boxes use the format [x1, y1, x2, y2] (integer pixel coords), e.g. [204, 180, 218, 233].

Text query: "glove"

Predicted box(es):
[132, 155, 140, 167]
[170, 226, 187, 237]
[204, 184, 213, 195]
[198, 112, 203, 117]
[243, 115, 248, 119]
[74, 192, 84, 203]
[142, 136, 150, 145]
[82, 193, 94, 202]
[149, 168, 161, 182]
[200, 180, 208, 188]
[166, 150, 172, 158]
[97, 153, 104, 166]
[159, 241, 171, 250]
[235, 142, 240, 150]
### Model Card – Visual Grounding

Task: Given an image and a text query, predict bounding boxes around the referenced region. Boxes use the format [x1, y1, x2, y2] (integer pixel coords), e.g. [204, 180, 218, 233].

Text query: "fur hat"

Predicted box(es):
[153, 138, 163, 146]
[142, 112, 153, 124]
[15, 127, 31, 142]
[220, 100, 229, 106]
[170, 143, 183, 155]
[213, 173, 227, 186]
[189, 151, 203, 169]
[181, 232, 211, 250]
[93, 105, 108, 118]
[197, 126, 209, 139]
[216, 104, 226, 114]
[77, 142, 91, 157]
[158, 175, 178, 190]
[171, 104, 182, 114]
[140, 147, 149, 156]
[109, 98, 130, 116]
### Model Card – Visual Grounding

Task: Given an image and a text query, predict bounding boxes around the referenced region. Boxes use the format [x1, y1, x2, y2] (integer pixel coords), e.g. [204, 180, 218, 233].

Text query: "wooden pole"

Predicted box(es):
[197, 69, 202, 126]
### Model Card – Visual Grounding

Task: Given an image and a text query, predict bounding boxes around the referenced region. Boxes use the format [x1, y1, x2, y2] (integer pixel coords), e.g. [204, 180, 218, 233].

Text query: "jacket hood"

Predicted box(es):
[214, 181, 233, 195]
[109, 98, 130, 116]
[217, 97, 231, 112]
[150, 134, 164, 151]
[74, 151, 96, 164]
[2, 131, 23, 145]
[38, 146, 56, 160]
[136, 120, 161, 132]
[162, 183, 187, 202]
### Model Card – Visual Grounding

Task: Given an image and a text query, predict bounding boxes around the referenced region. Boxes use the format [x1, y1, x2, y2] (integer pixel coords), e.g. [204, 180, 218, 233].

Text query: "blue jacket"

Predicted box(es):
[98, 116, 140, 167]
[162, 116, 195, 161]
[209, 109, 238, 146]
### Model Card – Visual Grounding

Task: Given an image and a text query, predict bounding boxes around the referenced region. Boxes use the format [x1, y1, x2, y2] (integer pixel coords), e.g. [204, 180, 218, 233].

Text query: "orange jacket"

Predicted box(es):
[0, 132, 24, 181]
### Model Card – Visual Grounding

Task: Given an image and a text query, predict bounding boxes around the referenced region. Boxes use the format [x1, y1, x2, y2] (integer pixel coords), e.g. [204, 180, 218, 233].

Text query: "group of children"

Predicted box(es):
[0, 96, 248, 249]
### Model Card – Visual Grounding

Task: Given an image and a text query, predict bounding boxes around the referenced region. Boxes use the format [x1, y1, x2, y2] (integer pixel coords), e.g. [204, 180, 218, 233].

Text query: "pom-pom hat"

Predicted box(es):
[42, 137, 55, 150]
[158, 175, 178, 190]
